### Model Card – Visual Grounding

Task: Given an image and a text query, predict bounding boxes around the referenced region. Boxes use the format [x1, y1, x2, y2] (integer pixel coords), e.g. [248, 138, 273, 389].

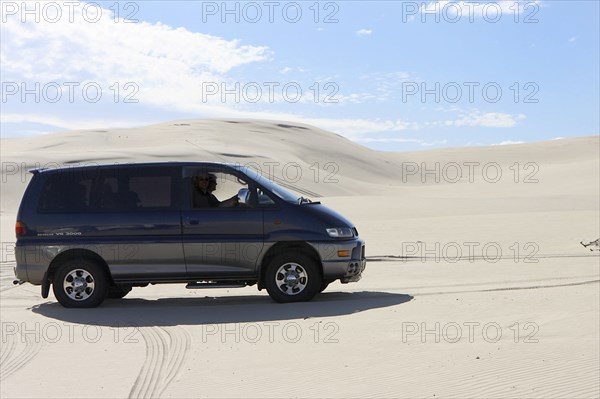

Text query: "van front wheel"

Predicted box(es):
[52, 259, 109, 308]
[265, 252, 322, 303]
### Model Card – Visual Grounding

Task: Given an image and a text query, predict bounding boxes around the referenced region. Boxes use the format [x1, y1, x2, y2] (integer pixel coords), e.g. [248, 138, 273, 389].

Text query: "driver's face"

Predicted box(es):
[196, 176, 210, 190]
[208, 180, 217, 192]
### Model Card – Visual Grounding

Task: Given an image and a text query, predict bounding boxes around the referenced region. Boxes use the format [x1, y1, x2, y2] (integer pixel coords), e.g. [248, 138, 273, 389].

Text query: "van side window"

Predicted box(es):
[39, 175, 93, 212]
[129, 176, 171, 208]
[98, 173, 173, 210]
[190, 170, 250, 208]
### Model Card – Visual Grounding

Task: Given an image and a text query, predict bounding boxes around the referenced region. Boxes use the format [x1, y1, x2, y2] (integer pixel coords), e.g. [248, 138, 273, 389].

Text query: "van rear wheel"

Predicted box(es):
[52, 259, 108, 308]
[265, 252, 322, 303]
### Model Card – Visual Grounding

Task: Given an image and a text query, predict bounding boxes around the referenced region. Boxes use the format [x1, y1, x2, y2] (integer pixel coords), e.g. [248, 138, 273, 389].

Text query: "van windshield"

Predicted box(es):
[236, 166, 300, 203]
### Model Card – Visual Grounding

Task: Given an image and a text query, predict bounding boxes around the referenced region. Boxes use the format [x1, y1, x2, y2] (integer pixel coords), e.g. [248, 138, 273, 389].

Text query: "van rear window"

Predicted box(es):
[37, 167, 178, 212]
[39, 176, 93, 212]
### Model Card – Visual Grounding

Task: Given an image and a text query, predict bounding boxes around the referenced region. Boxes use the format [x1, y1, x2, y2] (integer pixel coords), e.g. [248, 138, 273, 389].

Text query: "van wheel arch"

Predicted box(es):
[258, 242, 322, 290]
[48, 249, 113, 284]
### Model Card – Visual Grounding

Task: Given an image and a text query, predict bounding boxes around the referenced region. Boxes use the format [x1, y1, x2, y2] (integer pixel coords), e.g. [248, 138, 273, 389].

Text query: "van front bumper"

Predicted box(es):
[310, 239, 366, 283]
[322, 257, 366, 283]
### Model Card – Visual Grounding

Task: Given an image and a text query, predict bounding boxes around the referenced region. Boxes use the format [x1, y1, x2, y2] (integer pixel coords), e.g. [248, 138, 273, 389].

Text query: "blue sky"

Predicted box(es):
[1, 0, 598, 150]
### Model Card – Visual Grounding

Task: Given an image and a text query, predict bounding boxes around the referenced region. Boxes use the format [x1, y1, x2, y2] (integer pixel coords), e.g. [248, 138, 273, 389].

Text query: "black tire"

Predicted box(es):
[52, 259, 109, 308]
[107, 284, 132, 299]
[264, 251, 322, 303]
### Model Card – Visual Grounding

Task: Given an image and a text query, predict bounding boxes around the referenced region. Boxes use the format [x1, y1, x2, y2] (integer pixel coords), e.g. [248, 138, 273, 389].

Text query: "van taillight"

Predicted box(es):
[15, 221, 27, 236]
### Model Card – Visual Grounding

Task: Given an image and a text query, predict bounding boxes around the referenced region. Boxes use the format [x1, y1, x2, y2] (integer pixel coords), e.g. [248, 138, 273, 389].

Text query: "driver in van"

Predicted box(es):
[192, 172, 239, 208]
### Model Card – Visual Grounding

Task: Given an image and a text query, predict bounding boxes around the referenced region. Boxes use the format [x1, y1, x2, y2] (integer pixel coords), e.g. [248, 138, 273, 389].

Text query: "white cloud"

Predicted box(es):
[1, 2, 270, 110]
[420, 139, 448, 146]
[492, 140, 526, 145]
[356, 29, 372, 36]
[299, 118, 413, 137]
[443, 110, 526, 128]
[568, 36, 577, 42]
[356, 71, 413, 101]
[278, 66, 308, 75]
[334, 92, 379, 104]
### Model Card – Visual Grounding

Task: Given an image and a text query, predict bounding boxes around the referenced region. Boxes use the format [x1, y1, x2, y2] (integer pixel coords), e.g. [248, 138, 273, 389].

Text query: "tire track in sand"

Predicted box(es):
[0, 325, 44, 382]
[128, 326, 191, 399]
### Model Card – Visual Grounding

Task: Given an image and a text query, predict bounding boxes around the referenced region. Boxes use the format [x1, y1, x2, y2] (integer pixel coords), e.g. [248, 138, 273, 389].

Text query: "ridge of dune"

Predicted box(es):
[1, 119, 598, 195]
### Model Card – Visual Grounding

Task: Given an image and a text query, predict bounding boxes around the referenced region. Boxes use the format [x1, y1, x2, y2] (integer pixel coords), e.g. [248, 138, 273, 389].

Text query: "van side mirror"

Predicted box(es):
[237, 188, 250, 205]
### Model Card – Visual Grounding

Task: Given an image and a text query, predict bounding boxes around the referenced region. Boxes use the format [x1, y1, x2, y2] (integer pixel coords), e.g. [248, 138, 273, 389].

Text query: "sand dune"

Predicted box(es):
[1, 120, 598, 398]
[2, 120, 597, 199]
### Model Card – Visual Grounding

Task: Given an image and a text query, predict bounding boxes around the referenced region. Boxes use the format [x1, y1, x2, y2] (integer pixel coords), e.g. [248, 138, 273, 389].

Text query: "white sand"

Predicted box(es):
[1, 120, 598, 398]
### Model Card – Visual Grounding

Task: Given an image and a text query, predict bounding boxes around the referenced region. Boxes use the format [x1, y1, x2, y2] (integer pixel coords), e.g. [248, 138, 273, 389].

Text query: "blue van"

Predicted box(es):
[13, 162, 366, 307]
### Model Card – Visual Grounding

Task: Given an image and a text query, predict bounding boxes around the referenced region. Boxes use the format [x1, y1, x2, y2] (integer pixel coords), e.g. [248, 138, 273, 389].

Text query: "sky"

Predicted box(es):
[1, 0, 598, 151]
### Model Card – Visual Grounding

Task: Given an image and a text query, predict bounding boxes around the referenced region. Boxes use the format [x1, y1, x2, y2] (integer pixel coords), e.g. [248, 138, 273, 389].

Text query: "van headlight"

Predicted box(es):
[326, 227, 354, 238]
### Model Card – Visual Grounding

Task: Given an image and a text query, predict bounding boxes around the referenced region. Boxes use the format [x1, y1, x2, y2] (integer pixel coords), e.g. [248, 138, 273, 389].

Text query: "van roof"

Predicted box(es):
[30, 162, 244, 174]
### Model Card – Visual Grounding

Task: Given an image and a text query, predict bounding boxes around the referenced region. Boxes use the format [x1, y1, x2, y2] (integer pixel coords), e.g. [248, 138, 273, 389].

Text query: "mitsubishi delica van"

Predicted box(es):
[13, 162, 366, 307]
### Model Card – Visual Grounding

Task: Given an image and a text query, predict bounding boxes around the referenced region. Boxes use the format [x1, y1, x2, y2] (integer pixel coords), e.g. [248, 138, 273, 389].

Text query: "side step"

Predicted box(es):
[186, 281, 248, 289]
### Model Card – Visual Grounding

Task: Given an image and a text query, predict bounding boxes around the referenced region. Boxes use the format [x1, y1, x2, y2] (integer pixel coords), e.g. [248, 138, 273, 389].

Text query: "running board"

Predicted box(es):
[185, 281, 248, 289]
